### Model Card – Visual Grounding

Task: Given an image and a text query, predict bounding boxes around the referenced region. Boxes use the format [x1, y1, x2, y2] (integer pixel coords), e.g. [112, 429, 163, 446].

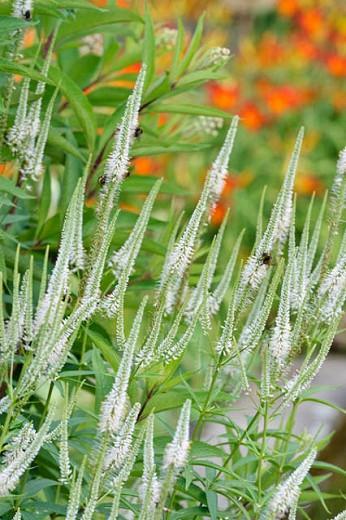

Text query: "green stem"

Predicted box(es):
[215, 410, 260, 481]
[39, 380, 54, 428]
[255, 399, 269, 516]
[277, 400, 298, 483]
[154, 466, 175, 520]
[192, 356, 222, 440]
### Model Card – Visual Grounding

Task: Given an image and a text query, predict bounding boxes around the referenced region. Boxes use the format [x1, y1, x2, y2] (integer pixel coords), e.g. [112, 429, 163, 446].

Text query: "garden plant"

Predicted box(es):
[0, 1, 345, 519]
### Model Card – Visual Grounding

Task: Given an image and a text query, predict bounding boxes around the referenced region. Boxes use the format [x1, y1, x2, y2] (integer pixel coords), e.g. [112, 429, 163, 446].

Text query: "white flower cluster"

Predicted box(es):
[139, 415, 160, 520]
[156, 26, 178, 50]
[80, 33, 104, 56]
[99, 298, 146, 434]
[160, 117, 239, 313]
[239, 128, 304, 301]
[0, 410, 54, 496]
[7, 29, 57, 181]
[264, 449, 316, 520]
[269, 259, 292, 367]
[163, 399, 191, 470]
[103, 66, 146, 186]
[12, 0, 33, 18]
[193, 115, 223, 137]
[318, 247, 346, 323]
[331, 512, 346, 520]
[198, 46, 231, 69]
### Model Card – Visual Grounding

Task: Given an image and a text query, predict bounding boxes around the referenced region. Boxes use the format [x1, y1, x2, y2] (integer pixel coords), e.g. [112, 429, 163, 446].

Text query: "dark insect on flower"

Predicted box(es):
[261, 252, 272, 266]
[24, 10, 31, 20]
[134, 126, 143, 138]
[98, 175, 106, 185]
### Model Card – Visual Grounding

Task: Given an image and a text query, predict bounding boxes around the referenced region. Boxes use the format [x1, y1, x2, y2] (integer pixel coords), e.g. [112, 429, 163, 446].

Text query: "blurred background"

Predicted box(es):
[115, 0, 346, 232]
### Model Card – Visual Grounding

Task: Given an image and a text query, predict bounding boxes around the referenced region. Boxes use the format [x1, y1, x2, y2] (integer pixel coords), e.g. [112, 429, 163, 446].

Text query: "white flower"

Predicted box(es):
[103, 66, 146, 185]
[12, 0, 33, 18]
[163, 400, 191, 471]
[198, 47, 231, 69]
[99, 299, 146, 434]
[0, 411, 54, 496]
[103, 403, 140, 471]
[80, 34, 103, 56]
[264, 449, 316, 519]
[330, 511, 346, 520]
[156, 26, 177, 50]
[318, 249, 346, 323]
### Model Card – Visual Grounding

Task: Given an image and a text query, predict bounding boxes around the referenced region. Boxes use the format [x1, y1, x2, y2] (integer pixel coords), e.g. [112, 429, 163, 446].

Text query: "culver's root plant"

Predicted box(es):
[0, 1, 345, 519]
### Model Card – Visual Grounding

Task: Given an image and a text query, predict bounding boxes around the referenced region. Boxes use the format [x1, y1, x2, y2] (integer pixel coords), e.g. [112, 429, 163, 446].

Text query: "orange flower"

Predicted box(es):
[292, 34, 319, 62]
[257, 34, 285, 67]
[23, 28, 36, 48]
[298, 8, 325, 40]
[222, 175, 237, 197]
[295, 174, 324, 196]
[0, 163, 14, 178]
[106, 62, 142, 88]
[262, 85, 306, 116]
[120, 202, 139, 213]
[211, 202, 228, 226]
[239, 102, 266, 131]
[90, 0, 108, 5]
[333, 90, 346, 111]
[277, 0, 300, 17]
[325, 54, 346, 77]
[158, 113, 168, 127]
[120, 63, 141, 74]
[207, 82, 239, 111]
[132, 156, 160, 176]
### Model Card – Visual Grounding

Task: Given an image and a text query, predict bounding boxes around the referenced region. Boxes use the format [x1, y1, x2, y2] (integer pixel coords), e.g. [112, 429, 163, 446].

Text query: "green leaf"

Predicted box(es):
[86, 327, 119, 372]
[300, 396, 346, 414]
[0, 58, 54, 84]
[0, 177, 33, 199]
[0, 15, 37, 34]
[313, 461, 346, 477]
[59, 132, 84, 216]
[23, 478, 57, 497]
[176, 14, 205, 78]
[36, 165, 51, 236]
[92, 348, 112, 412]
[47, 0, 105, 10]
[142, 389, 191, 416]
[47, 128, 86, 162]
[49, 65, 96, 150]
[147, 103, 232, 119]
[123, 175, 186, 196]
[170, 507, 208, 519]
[56, 7, 142, 44]
[190, 441, 225, 459]
[132, 142, 213, 156]
[206, 488, 218, 520]
[87, 86, 130, 107]
[142, 5, 155, 89]
[170, 18, 185, 82]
